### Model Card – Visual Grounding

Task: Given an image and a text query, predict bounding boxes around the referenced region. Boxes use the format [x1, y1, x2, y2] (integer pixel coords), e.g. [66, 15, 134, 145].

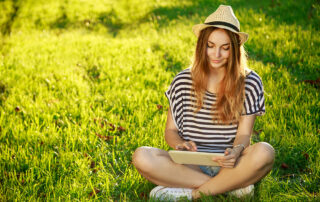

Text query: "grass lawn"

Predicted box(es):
[0, 0, 319, 201]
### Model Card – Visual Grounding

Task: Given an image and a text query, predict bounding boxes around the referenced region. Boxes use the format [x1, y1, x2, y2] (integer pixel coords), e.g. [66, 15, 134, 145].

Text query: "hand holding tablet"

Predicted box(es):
[168, 150, 224, 166]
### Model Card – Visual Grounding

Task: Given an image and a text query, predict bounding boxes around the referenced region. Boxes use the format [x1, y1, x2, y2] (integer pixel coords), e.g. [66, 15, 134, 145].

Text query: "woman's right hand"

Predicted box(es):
[175, 141, 197, 151]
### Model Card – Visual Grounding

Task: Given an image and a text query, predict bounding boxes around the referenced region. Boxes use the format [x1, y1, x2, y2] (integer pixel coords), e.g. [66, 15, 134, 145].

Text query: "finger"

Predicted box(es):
[220, 160, 235, 165]
[189, 141, 197, 151]
[213, 155, 234, 161]
[223, 155, 235, 160]
[218, 161, 234, 167]
[213, 152, 236, 161]
[221, 161, 235, 165]
[212, 156, 225, 161]
[215, 156, 233, 162]
[223, 159, 236, 164]
[183, 142, 191, 150]
[221, 164, 234, 168]
[215, 160, 223, 166]
[224, 148, 232, 155]
[216, 157, 236, 166]
[188, 141, 195, 151]
[175, 144, 183, 150]
[215, 159, 225, 166]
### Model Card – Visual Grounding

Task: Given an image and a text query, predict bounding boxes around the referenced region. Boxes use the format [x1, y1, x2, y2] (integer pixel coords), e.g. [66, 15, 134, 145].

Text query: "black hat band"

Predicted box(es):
[204, 21, 239, 32]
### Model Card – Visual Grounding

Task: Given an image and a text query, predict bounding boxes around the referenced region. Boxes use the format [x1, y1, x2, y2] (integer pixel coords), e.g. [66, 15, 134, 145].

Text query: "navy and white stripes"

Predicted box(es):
[165, 68, 265, 153]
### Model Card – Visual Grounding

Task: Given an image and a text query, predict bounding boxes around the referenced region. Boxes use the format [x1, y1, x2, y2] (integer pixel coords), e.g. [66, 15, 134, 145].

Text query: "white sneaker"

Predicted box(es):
[149, 185, 193, 201]
[228, 184, 254, 198]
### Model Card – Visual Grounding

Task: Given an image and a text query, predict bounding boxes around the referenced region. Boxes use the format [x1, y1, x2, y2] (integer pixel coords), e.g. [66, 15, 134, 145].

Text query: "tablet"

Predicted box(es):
[168, 150, 224, 166]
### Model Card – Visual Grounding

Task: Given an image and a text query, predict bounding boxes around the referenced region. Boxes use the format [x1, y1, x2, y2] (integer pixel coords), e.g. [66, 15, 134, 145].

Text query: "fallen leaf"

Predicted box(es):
[100, 122, 105, 128]
[139, 192, 148, 200]
[117, 126, 125, 132]
[108, 123, 115, 131]
[40, 193, 47, 198]
[281, 163, 289, 169]
[93, 118, 109, 128]
[303, 152, 309, 160]
[15, 106, 20, 112]
[303, 78, 320, 88]
[90, 161, 95, 169]
[299, 168, 312, 173]
[4, 171, 8, 177]
[95, 133, 114, 141]
[279, 173, 295, 179]
[156, 104, 163, 110]
[84, 153, 90, 158]
[89, 188, 101, 197]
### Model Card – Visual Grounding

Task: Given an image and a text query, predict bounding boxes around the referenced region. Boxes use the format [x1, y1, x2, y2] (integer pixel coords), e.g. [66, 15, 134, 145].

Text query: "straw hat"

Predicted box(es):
[192, 5, 248, 44]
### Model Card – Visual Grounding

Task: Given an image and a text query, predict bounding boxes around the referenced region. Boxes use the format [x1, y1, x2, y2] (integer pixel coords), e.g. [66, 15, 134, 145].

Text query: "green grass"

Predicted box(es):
[0, 0, 319, 201]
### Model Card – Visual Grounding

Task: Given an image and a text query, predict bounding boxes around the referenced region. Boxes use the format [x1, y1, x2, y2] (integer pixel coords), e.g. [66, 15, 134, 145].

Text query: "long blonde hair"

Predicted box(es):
[191, 27, 248, 124]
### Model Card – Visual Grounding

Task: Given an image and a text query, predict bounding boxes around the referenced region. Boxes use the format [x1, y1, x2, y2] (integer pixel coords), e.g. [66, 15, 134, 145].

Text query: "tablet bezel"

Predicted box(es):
[168, 150, 224, 166]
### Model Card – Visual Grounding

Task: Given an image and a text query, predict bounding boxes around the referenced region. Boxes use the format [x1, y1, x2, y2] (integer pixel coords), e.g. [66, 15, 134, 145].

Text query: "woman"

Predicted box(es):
[132, 5, 275, 201]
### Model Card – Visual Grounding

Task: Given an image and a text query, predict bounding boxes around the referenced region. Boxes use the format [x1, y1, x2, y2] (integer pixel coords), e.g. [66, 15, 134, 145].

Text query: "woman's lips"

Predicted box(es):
[211, 60, 221, 63]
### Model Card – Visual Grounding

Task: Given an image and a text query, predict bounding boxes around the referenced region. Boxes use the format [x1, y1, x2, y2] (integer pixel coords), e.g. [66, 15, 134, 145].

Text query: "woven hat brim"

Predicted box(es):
[192, 24, 248, 44]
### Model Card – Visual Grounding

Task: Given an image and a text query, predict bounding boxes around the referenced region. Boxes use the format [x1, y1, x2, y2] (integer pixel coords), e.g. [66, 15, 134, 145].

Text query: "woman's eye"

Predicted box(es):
[207, 44, 213, 48]
[223, 47, 230, 50]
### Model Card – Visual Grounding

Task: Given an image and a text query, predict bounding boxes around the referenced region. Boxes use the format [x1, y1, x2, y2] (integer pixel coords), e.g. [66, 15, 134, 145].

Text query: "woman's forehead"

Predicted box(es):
[207, 29, 230, 44]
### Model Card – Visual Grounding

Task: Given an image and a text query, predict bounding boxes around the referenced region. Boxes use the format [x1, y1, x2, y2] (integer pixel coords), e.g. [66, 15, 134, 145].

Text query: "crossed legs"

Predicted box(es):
[132, 142, 275, 199]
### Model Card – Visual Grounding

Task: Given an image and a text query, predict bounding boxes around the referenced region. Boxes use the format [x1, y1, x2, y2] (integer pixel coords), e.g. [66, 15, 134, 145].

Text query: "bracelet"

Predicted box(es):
[233, 144, 245, 151]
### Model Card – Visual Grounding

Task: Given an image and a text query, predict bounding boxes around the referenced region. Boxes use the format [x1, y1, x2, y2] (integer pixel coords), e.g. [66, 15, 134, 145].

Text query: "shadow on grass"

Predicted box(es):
[49, 4, 124, 37]
[0, 0, 22, 36]
[142, 0, 319, 31]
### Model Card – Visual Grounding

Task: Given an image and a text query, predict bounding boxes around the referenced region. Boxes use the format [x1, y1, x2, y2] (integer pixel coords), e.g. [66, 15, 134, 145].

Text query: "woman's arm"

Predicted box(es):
[165, 108, 197, 151]
[233, 114, 256, 148]
[212, 115, 256, 167]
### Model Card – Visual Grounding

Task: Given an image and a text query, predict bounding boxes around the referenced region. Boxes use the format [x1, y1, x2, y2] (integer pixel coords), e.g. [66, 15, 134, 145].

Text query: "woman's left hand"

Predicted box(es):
[212, 148, 241, 168]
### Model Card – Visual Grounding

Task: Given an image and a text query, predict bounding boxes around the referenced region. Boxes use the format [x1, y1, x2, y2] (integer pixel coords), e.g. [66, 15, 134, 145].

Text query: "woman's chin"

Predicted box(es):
[209, 63, 226, 69]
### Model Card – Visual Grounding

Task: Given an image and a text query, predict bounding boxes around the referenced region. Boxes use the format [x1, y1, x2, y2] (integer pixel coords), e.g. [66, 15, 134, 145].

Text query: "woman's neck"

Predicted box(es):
[207, 66, 226, 93]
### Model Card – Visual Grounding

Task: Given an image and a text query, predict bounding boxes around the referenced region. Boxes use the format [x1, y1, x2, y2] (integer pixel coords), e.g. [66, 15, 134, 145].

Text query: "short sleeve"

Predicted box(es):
[165, 78, 183, 131]
[243, 71, 265, 116]
[164, 69, 192, 132]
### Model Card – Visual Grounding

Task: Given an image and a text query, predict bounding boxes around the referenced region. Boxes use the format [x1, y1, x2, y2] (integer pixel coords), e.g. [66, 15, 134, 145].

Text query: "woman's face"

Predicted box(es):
[206, 28, 231, 69]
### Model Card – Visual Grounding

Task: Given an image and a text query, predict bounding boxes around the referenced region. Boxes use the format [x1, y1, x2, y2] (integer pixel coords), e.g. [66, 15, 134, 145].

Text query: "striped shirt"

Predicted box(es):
[165, 68, 265, 153]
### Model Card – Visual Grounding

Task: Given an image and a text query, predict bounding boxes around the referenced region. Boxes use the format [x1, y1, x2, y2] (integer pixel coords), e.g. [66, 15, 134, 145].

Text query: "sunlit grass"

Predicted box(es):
[0, 0, 319, 201]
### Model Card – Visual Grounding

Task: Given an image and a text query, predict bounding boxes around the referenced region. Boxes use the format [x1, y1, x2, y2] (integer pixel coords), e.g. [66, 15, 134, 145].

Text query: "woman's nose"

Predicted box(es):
[214, 48, 221, 58]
